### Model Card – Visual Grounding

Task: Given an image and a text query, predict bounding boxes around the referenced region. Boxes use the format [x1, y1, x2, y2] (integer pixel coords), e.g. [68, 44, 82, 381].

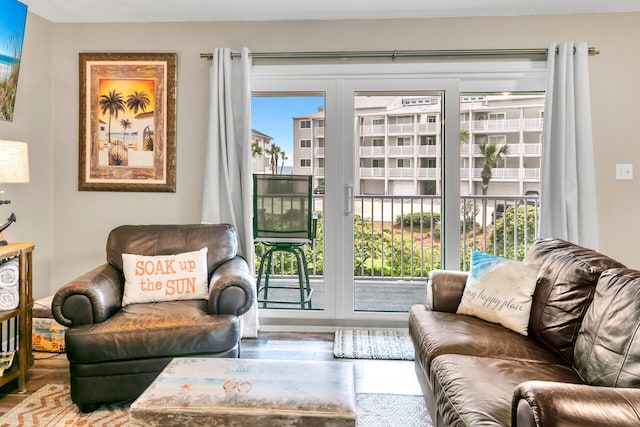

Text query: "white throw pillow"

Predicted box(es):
[121, 248, 209, 306]
[457, 250, 539, 335]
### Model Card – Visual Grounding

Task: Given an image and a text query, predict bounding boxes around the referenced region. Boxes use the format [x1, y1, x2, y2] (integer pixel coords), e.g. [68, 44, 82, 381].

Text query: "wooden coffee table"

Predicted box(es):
[129, 358, 356, 426]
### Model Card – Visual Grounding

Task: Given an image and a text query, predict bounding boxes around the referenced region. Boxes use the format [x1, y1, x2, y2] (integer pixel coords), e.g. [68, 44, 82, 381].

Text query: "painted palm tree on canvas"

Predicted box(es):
[0, 0, 27, 122]
[97, 80, 154, 167]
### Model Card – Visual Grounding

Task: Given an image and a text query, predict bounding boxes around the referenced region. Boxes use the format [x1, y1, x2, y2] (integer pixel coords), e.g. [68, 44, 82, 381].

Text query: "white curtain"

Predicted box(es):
[201, 47, 259, 337]
[539, 42, 599, 249]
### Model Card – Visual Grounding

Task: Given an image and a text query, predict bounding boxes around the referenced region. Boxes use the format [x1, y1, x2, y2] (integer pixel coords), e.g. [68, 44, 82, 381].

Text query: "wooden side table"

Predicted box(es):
[0, 242, 34, 393]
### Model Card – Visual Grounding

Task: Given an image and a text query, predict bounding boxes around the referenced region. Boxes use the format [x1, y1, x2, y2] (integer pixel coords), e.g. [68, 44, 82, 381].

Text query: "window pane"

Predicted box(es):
[251, 94, 326, 311]
[354, 92, 442, 313]
[459, 93, 544, 270]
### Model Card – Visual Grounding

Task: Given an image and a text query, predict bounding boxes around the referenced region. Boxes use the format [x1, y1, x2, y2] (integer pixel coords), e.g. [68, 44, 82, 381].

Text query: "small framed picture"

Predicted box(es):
[78, 52, 176, 192]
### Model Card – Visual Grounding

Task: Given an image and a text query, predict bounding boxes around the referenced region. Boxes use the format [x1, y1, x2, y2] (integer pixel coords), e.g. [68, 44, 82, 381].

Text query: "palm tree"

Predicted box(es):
[251, 141, 263, 158]
[99, 90, 126, 145]
[479, 142, 509, 195]
[279, 151, 288, 174]
[267, 144, 281, 175]
[126, 91, 151, 115]
[120, 118, 132, 145]
[459, 130, 469, 145]
[143, 126, 154, 151]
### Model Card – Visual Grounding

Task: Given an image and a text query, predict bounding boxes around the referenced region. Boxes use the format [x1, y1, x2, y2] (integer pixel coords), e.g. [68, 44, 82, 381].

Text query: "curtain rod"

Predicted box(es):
[199, 47, 599, 61]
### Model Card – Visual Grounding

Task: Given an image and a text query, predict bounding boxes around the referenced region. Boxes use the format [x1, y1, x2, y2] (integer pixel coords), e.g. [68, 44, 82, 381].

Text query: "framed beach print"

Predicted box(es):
[0, 0, 28, 122]
[79, 52, 176, 192]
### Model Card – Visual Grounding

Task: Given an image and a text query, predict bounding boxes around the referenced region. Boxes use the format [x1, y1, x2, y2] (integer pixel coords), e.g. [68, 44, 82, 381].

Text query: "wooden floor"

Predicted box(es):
[0, 332, 422, 416]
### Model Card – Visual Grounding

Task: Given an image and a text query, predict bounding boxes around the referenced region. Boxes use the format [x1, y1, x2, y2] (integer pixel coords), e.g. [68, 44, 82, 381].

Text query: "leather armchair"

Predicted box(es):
[52, 224, 255, 412]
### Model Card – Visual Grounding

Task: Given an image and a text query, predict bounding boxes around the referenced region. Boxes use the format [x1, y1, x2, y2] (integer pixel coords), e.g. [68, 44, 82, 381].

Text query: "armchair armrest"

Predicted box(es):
[513, 381, 640, 427]
[208, 256, 255, 316]
[51, 263, 124, 327]
[427, 269, 468, 313]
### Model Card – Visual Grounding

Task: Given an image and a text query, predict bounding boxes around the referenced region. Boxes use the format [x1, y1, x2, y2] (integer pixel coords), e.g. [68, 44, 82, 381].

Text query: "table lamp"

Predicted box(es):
[0, 140, 30, 246]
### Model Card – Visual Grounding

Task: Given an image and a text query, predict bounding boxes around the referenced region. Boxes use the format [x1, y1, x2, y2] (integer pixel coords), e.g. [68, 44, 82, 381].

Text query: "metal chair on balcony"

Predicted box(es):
[253, 174, 316, 309]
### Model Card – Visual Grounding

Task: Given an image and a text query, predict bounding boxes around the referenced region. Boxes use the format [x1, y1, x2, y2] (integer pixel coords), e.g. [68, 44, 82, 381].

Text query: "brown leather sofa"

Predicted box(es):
[52, 224, 255, 412]
[409, 237, 640, 426]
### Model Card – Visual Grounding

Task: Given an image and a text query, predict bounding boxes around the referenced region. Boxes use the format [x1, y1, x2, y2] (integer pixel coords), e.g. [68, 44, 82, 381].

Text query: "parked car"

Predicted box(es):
[313, 184, 325, 194]
[491, 203, 505, 224]
[491, 202, 517, 224]
[524, 190, 539, 205]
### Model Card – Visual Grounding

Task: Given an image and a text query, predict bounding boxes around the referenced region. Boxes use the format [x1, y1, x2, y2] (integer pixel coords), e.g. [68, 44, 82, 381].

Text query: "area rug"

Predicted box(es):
[0, 384, 129, 427]
[0, 384, 430, 427]
[333, 329, 415, 360]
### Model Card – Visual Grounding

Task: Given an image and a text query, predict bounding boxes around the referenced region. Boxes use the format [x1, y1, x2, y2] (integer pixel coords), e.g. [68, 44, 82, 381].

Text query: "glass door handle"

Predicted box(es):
[345, 185, 353, 215]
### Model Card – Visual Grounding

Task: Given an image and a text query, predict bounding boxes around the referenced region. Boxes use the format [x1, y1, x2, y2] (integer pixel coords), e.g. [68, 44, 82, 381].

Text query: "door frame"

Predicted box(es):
[251, 60, 547, 329]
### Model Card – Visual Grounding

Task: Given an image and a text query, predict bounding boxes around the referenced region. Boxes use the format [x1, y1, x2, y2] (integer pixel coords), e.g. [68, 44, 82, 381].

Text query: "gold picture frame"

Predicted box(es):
[78, 52, 176, 192]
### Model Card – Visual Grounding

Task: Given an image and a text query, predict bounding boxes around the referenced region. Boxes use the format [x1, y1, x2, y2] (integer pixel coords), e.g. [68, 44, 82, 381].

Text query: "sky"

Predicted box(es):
[251, 95, 324, 167]
[0, 0, 28, 59]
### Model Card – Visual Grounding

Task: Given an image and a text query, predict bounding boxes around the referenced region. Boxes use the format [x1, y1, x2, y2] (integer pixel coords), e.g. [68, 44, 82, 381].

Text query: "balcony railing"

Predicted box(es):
[256, 194, 540, 280]
[360, 146, 386, 156]
[388, 167, 415, 178]
[460, 143, 542, 157]
[359, 122, 440, 136]
[360, 167, 385, 178]
[388, 145, 415, 156]
[461, 118, 544, 132]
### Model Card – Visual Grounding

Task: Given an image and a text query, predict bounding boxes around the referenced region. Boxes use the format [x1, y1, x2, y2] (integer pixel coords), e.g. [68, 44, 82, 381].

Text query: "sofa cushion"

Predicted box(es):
[574, 268, 640, 387]
[430, 354, 584, 426]
[457, 251, 539, 335]
[64, 300, 239, 364]
[121, 248, 209, 306]
[409, 305, 566, 381]
[523, 238, 625, 363]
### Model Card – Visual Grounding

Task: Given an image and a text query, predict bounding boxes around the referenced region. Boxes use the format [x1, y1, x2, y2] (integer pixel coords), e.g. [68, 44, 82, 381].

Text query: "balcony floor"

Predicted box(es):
[257, 278, 428, 312]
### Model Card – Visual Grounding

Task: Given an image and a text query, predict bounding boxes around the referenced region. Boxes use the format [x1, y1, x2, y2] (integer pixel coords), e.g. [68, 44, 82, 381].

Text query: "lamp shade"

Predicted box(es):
[0, 140, 29, 184]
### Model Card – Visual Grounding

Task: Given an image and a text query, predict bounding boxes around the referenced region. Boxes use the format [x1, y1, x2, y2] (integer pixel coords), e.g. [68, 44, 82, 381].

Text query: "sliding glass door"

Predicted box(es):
[251, 60, 545, 326]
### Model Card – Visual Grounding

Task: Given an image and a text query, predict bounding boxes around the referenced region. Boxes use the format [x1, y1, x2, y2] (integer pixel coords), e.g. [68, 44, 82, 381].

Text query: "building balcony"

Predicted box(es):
[460, 167, 540, 181]
[360, 146, 386, 156]
[388, 145, 415, 156]
[388, 167, 415, 178]
[388, 123, 416, 134]
[461, 118, 544, 133]
[359, 124, 386, 135]
[417, 123, 439, 133]
[416, 168, 439, 179]
[417, 145, 438, 156]
[460, 143, 542, 157]
[359, 167, 385, 178]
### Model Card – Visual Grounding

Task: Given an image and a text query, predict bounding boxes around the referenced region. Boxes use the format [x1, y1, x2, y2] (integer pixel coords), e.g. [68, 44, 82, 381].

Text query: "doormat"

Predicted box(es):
[0, 384, 430, 427]
[333, 329, 415, 360]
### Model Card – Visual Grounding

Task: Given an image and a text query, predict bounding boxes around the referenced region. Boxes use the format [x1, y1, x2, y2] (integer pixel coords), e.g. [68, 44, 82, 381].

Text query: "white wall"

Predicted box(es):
[2, 12, 640, 297]
[0, 13, 53, 298]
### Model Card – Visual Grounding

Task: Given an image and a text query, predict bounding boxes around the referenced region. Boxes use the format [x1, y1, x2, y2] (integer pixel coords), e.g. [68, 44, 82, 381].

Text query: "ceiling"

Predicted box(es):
[22, 0, 640, 23]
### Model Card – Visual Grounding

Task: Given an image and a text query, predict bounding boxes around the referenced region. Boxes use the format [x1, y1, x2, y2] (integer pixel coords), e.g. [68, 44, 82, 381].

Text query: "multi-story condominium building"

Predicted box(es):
[292, 94, 543, 197]
[251, 128, 273, 174]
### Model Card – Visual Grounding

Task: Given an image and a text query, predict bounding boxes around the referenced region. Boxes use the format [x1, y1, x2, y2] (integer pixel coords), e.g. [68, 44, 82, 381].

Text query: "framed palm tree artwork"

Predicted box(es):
[78, 52, 176, 192]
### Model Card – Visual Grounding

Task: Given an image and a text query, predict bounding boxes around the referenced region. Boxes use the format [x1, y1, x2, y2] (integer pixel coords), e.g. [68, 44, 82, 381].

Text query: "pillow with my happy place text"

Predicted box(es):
[121, 248, 209, 306]
[456, 250, 539, 335]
